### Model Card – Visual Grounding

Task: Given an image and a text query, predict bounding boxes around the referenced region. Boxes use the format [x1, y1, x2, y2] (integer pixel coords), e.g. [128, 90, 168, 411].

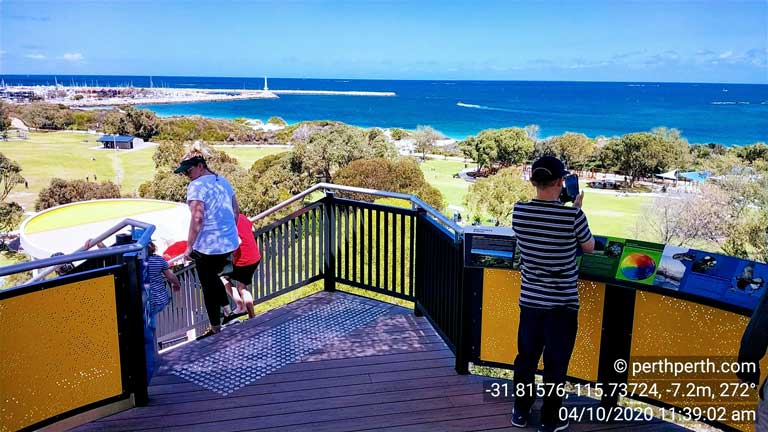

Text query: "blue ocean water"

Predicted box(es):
[3, 75, 767, 145]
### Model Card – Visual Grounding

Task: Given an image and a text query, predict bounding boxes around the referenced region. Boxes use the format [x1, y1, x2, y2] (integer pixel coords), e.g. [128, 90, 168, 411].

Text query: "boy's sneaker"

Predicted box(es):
[537, 420, 569, 432]
[510, 409, 530, 428]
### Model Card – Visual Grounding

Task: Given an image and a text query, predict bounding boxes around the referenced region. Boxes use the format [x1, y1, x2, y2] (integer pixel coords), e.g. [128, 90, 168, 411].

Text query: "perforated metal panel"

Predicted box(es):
[172, 296, 389, 395]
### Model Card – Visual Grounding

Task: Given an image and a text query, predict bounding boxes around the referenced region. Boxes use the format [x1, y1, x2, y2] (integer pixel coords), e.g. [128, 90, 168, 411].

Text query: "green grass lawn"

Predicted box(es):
[2, 132, 116, 209]
[420, 159, 470, 212]
[580, 190, 651, 239]
[0, 133, 290, 211]
[3, 133, 647, 242]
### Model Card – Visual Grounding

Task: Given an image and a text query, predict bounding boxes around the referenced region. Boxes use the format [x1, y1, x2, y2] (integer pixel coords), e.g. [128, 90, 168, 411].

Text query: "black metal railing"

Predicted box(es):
[414, 212, 465, 355]
[151, 184, 467, 372]
[329, 197, 418, 301]
[253, 200, 326, 302]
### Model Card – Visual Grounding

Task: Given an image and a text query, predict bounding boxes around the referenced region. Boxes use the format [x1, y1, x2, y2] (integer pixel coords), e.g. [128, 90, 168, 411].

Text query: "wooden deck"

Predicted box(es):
[75, 291, 690, 431]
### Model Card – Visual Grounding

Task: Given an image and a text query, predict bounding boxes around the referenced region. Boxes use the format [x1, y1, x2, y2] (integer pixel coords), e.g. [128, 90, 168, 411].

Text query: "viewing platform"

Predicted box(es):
[0, 184, 760, 432]
[74, 291, 687, 432]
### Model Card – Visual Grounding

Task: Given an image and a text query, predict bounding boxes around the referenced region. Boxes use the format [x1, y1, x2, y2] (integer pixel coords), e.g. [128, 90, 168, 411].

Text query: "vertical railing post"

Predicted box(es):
[124, 253, 149, 406]
[454, 236, 471, 375]
[413, 208, 425, 317]
[323, 191, 336, 292]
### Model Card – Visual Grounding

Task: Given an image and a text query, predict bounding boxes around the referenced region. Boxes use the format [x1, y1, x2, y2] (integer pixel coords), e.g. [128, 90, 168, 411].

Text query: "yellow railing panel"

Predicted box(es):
[631, 291, 764, 432]
[0, 275, 123, 431]
[479, 269, 605, 382]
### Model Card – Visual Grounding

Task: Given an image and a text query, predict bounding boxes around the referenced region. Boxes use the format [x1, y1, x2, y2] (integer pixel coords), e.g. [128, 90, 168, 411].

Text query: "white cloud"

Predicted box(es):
[25, 53, 46, 60]
[719, 51, 733, 59]
[62, 52, 84, 62]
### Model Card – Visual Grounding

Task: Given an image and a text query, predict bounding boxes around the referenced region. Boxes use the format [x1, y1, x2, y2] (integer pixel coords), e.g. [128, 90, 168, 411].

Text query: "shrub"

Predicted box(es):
[35, 178, 121, 211]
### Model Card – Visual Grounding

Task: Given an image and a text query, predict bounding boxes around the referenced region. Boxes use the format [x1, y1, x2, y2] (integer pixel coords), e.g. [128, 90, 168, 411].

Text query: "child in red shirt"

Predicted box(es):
[222, 214, 260, 320]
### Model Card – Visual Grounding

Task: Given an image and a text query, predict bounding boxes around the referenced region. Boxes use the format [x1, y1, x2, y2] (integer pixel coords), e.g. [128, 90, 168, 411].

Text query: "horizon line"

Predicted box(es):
[1, 73, 767, 86]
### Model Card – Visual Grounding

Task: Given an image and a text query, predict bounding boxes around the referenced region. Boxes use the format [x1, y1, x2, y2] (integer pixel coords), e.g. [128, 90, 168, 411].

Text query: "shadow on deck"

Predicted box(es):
[74, 292, 689, 432]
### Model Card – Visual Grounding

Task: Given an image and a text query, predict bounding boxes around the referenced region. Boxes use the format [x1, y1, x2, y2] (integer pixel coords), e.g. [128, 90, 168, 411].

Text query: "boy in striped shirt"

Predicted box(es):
[510, 156, 595, 432]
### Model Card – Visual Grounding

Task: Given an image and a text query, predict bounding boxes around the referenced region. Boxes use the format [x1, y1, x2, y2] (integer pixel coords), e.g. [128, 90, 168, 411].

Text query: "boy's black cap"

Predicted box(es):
[173, 156, 205, 174]
[531, 156, 569, 182]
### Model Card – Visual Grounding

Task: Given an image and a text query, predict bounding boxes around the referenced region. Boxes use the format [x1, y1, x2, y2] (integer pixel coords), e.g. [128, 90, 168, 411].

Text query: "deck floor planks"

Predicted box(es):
[76, 291, 691, 432]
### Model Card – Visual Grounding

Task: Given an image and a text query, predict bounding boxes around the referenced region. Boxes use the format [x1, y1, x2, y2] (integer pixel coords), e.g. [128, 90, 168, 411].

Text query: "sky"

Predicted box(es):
[1, 0, 766, 83]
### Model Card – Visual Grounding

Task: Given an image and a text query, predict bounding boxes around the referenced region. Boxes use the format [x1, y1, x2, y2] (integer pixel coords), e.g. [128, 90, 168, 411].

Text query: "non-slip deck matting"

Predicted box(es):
[172, 296, 390, 396]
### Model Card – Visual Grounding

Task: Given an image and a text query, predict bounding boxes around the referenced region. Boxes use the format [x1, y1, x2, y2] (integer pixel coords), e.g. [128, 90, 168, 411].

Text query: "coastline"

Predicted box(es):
[1, 85, 397, 107]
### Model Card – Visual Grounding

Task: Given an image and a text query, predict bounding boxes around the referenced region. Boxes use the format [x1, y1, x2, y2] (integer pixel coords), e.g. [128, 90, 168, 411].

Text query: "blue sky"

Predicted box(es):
[1, 0, 766, 83]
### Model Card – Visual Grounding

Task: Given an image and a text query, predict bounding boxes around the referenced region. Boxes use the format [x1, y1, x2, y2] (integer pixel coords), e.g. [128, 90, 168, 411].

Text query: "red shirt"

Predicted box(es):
[233, 214, 261, 266]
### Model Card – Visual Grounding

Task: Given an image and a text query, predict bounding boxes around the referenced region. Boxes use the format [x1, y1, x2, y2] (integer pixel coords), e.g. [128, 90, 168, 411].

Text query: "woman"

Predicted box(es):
[174, 145, 240, 338]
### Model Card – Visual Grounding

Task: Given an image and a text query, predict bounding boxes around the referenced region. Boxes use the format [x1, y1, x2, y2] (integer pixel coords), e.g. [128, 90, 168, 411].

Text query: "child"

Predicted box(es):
[222, 213, 261, 322]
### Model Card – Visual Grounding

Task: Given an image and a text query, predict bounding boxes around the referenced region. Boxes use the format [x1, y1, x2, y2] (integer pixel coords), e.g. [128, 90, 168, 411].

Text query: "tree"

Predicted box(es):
[459, 127, 534, 174]
[651, 127, 692, 172]
[333, 157, 445, 210]
[141, 141, 243, 202]
[465, 167, 534, 225]
[0, 153, 25, 236]
[0, 202, 24, 233]
[1, 153, 25, 201]
[267, 116, 287, 126]
[600, 132, 666, 186]
[523, 124, 540, 140]
[639, 178, 768, 262]
[0, 101, 11, 133]
[152, 141, 187, 169]
[543, 133, 596, 169]
[35, 178, 121, 211]
[15, 103, 73, 130]
[390, 128, 408, 140]
[292, 124, 396, 181]
[412, 125, 441, 160]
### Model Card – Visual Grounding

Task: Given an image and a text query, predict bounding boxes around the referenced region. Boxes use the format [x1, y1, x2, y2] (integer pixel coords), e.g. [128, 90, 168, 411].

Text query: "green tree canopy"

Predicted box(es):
[390, 128, 408, 140]
[459, 127, 534, 173]
[0, 102, 11, 133]
[35, 178, 121, 211]
[1, 153, 25, 202]
[292, 124, 397, 181]
[0, 153, 25, 234]
[267, 116, 287, 126]
[333, 157, 445, 210]
[600, 132, 665, 185]
[540, 133, 596, 169]
[465, 166, 534, 225]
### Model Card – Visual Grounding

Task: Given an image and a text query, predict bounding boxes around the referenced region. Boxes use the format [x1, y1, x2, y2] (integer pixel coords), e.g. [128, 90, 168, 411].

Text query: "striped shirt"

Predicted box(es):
[512, 199, 593, 310]
[147, 255, 170, 314]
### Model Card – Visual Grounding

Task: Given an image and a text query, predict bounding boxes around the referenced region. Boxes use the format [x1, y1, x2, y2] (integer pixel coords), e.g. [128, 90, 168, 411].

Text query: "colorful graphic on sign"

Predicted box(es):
[652, 248, 765, 310]
[614, 240, 664, 285]
[654, 245, 689, 290]
[579, 236, 626, 279]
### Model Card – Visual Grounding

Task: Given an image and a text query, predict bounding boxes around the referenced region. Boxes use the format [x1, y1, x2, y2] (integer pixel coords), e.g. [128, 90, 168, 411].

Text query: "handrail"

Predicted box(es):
[2, 219, 156, 282]
[250, 182, 463, 237]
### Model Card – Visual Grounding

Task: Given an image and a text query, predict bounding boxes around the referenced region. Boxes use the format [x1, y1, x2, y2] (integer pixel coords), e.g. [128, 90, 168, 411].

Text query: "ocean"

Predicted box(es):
[3, 75, 767, 145]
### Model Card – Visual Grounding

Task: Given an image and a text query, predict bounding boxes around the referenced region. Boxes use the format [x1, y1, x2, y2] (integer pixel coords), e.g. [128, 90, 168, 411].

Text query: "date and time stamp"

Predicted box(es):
[482, 357, 761, 425]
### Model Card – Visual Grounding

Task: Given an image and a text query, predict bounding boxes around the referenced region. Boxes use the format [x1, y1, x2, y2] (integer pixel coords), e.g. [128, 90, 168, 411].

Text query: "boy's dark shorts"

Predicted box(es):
[224, 261, 260, 285]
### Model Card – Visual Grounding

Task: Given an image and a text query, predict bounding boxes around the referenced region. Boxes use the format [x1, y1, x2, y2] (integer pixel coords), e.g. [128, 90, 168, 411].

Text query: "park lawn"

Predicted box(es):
[579, 190, 651, 239]
[116, 146, 158, 196]
[215, 146, 289, 170]
[420, 159, 470, 213]
[2, 132, 116, 209]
